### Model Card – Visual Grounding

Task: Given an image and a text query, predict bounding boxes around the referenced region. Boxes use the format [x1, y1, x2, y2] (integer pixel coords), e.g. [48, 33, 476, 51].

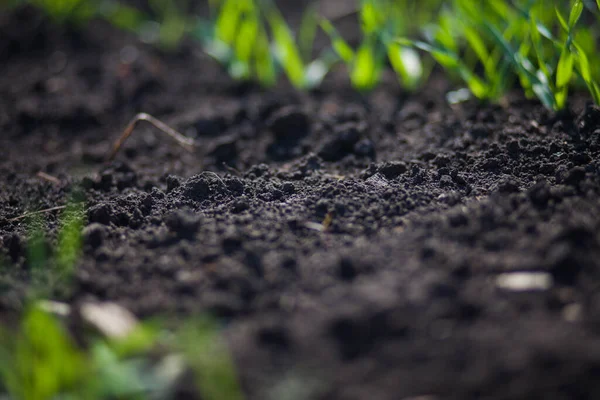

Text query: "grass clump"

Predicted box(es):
[321, 0, 442, 91]
[400, 0, 600, 109]
[195, 0, 334, 89]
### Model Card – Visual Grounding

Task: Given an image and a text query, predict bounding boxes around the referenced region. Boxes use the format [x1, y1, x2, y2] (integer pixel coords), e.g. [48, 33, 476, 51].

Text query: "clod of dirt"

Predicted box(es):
[266, 106, 310, 141]
[377, 161, 408, 179]
[82, 223, 107, 250]
[318, 122, 365, 161]
[165, 209, 202, 239]
[577, 103, 600, 135]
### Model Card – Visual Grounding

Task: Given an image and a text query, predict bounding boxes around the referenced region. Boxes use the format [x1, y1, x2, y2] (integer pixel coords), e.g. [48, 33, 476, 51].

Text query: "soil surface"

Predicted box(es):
[3, 5, 600, 400]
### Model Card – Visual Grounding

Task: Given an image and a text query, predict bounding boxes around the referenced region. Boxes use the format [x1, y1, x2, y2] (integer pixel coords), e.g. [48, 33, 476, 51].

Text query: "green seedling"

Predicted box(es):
[320, 0, 447, 91]
[25, 197, 85, 298]
[196, 0, 333, 89]
[263, 1, 336, 89]
[399, 1, 522, 102]
[321, 0, 427, 91]
[176, 317, 244, 400]
[320, 18, 384, 91]
[398, 0, 600, 109]
[194, 0, 277, 86]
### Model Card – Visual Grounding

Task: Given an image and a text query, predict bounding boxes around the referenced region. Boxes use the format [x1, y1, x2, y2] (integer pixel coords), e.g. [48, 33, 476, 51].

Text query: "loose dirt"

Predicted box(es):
[2, 6, 600, 399]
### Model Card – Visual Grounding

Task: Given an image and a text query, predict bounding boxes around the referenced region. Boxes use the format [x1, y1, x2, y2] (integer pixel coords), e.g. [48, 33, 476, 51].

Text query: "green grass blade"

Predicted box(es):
[55, 201, 84, 276]
[351, 37, 382, 91]
[266, 5, 306, 88]
[304, 50, 337, 89]
[484, 21, 557, 109]
[235, 16, 258, 63]
[177, 318, 244, 400]
[529, 16, 551, 79]
[320, 18, 355, 64]
[254, 27, 277, 87]
[397, 38, 489, 99]
[555, 6, 569, 32]
[360, 0, 385, 35]
[27, 214, 47, 272]
[387, 43, 423, 90]
[572, 41, 600, 104]
[568, 0, 584, 28]
[214, 0, 243, 46]
[556, 48, 575, 88]
[298, 2, 318, 63]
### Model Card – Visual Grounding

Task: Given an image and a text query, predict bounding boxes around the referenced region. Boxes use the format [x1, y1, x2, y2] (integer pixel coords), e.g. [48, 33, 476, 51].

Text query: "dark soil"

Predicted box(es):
[3, 5, 600, 400]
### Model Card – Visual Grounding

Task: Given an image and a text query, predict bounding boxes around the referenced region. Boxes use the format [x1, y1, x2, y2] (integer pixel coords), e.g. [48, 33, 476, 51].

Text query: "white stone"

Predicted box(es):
[80, 302, 138, 339]
[495, 272, 553, 291]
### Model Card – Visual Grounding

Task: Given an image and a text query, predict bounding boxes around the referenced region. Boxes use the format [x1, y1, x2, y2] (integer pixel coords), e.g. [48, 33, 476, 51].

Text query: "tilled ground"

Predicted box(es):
[3, 6, 600, 400]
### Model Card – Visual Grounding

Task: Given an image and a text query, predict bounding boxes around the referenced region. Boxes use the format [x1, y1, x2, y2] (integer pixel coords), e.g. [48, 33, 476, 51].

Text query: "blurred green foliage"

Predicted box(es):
[0, 306, 244, 399]
[4, 0, 600, 108]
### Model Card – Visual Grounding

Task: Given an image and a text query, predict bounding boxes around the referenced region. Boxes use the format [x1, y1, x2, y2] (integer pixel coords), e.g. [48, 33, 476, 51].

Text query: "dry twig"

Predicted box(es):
[37, 171, 61, 185]
[107, 113, 197, 161]
[8, 205, 67, 223]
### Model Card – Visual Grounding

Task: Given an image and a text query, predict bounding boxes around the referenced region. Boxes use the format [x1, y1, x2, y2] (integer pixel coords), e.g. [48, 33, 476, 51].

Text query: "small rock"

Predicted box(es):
[496, 179, 520, 193]
[88, 203, 112, 225]
[563, 303, 582, 322]
[318, 122, 362, 161]
[37, 300, 71, 317]
[166, 175, 181, 193]
[80, 302, 138, 339]
[563, 166, 586, 186]
[338, 257, 357, 281]
[495, 272, 553, 291]
[231, 198, 250, 213]
[576, 102, 600, 135]
[354, 138, 376, 159]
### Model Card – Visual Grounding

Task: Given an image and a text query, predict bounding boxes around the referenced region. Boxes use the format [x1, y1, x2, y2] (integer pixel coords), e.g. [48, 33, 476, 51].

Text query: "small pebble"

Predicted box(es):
[495, 272, 553, 291]
[80, 302, 138, 339]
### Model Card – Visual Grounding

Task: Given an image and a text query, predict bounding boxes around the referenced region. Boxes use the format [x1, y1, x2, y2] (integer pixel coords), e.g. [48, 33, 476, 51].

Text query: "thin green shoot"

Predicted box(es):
[177, 317, 244, 400]
[55, 200, 85, 278]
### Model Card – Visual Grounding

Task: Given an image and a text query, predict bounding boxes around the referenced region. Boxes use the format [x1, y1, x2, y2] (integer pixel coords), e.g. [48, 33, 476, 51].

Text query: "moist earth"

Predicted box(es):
[2, 6, 600, 400]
